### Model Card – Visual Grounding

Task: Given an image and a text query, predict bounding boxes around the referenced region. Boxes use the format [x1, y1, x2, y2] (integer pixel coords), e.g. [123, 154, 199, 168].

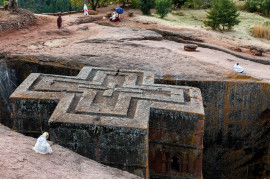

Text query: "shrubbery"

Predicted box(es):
[262, 0, 270, 16]
[245, 0, 258, 13]
[244, 0, 270, 17]
[139, 0, 155, 15]
[131, 0, 139, 9]
[172, 0, 186, 9]
[155, 0, 172, 18]
[204, 0, 240, 30]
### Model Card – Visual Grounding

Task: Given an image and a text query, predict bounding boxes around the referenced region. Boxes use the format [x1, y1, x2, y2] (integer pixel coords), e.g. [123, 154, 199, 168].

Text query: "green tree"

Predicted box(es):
[131, 0, 139, 8]
[155, 0, 172, 18]
[262, 0, 270, 16]
[204, 0, 240, 31]
[71, 0, 100, 11]
[139, 0, 155, 15]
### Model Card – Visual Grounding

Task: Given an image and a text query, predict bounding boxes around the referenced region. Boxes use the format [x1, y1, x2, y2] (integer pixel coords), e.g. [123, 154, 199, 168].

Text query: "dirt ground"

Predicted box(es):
[0, 5, 269, 83]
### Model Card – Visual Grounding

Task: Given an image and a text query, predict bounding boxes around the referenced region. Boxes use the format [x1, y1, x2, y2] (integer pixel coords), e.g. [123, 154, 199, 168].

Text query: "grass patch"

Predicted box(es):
[235, 1, 246, 11]
[253, 21, 270, 40]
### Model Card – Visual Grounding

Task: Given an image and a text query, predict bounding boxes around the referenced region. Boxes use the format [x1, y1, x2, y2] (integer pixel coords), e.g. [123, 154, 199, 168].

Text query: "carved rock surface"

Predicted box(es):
[10, 66, 205, 179]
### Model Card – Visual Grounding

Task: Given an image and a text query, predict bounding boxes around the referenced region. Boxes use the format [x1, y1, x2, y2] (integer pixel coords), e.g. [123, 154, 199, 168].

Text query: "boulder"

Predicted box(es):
[250, 46, 263, 56]
[184, 44, 198, 51]
[128, 11, 134, 17]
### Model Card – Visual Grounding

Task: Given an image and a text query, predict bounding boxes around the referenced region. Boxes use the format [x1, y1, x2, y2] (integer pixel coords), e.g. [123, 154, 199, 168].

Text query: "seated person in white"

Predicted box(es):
[110, 12, 117, 21]
[32, 132, 53, 154]
[234, 63, 245, 73]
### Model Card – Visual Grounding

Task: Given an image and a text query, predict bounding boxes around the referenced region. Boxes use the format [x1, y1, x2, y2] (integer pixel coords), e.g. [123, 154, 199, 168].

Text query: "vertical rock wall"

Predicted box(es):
[0, 59, 17, 127]
[156, 79, 270, 178]
[49, 124, 148, 178]
[149, 109, 204, 178]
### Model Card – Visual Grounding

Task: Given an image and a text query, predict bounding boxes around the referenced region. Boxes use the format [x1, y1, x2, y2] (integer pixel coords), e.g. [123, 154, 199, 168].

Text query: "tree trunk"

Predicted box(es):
[8, 0, 18, 10]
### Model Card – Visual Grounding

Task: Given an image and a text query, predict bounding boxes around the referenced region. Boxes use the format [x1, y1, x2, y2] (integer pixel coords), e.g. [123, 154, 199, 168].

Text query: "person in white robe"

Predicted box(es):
[110, 12, 116, 21]
[84, 4, 89, 16]
[32, 132, 53, 154]
[234, 63, 245, 73]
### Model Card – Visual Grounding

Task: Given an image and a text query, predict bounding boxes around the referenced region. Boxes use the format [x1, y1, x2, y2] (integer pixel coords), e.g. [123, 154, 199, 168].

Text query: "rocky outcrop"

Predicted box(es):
[184, 44, 198, 51]
[250, 46, 263, 56]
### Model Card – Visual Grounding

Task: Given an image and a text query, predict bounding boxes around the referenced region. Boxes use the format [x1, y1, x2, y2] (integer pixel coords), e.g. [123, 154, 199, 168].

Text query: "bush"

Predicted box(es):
[155, 0, 172, 18]
[131, 0, 139, 8]
[184, 0, 211, 9]
[253, 21, 270, 39]
[139, 0, 155, 15]
[245, 0, 258, 13]
[204, 0, 240, 31]
[4, 1, 8, 5]
[172, 0, 186, 9]
[262, 0, 270, 16]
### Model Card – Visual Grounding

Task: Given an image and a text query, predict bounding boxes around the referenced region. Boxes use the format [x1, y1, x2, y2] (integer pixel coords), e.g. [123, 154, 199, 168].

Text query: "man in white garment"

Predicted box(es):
[32, 132, 53, 154]
[234, 63, 245, 73]
[84, 4, 89, 16]
[110, 12, 116, 21]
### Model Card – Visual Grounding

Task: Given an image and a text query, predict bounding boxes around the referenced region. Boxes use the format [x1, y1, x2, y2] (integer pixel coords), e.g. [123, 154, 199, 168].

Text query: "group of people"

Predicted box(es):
[56, 5, 122, 29]
[110, 12, 121, 22]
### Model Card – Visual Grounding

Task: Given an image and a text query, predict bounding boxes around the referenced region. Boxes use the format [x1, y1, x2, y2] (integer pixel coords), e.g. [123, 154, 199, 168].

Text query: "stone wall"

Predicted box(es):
[0, 59, 17, 127]
[156, 79, 270, 178]
[149, 109, 203, 178]
[49, 123, 148, 177]
[11, 99, 59, 137]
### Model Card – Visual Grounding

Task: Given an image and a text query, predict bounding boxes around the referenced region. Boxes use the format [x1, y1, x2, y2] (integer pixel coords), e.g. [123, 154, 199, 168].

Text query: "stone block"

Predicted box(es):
[10, 66, 204, 178]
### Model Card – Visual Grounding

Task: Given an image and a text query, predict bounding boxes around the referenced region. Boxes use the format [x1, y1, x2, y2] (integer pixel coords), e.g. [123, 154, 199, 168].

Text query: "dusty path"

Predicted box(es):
[0, 124, 139, 179]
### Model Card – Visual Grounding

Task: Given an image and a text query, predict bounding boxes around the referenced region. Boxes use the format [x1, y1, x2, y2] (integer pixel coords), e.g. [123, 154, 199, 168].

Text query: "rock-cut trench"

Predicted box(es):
[0, 57, 270, 178]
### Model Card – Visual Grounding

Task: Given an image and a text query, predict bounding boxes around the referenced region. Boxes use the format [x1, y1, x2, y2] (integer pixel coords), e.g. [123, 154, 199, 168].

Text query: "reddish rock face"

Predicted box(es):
[9, 66, 204, 178]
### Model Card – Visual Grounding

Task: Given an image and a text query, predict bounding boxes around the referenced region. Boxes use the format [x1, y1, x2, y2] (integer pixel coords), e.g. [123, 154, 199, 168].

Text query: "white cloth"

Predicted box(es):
[84, 4, 89, 16]
[111, 12, 116, 20]
[234, 64, 244, 73]
[32, 132, 52, 154]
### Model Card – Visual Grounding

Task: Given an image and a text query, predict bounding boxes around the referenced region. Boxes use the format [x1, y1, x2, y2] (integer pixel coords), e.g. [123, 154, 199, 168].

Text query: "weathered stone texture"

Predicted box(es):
[0, 60, 17, 127]
[10, 66, 204, 178]
[157, 79, 270, 178]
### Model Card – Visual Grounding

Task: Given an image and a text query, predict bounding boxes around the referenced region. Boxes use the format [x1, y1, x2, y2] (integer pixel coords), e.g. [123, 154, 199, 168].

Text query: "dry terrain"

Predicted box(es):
[0, 5, 269, 83]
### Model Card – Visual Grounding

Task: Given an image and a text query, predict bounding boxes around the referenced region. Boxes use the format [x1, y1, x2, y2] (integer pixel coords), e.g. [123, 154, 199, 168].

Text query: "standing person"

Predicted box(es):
[57, 15, 62, 29]
[84, 4, 89, 16]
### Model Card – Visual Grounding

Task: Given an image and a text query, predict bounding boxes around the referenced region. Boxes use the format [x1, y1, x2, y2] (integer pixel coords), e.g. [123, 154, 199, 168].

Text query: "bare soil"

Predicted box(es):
[0, 5, 269, 83]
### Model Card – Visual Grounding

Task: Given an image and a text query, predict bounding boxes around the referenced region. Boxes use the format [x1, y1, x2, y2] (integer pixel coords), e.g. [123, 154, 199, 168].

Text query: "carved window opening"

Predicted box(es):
[261, 109, 270, 126]
[171, 155, 180, 173]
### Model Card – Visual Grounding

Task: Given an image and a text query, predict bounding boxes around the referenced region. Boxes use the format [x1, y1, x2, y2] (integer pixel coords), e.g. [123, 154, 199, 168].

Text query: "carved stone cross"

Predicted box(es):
[10, 66, 204, 178]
